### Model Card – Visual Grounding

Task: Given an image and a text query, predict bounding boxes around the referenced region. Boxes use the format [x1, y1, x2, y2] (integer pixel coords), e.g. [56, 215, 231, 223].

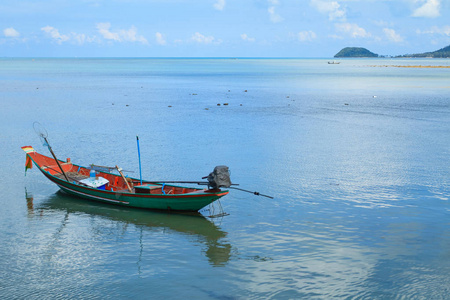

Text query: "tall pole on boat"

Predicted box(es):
[44, 137, 69, 181]
[136, 136, 143, 185]
[33, 122, 69, 182]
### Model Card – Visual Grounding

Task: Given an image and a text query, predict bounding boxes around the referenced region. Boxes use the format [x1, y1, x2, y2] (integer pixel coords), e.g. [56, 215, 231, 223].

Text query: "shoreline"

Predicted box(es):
[367, 65, 450, 68]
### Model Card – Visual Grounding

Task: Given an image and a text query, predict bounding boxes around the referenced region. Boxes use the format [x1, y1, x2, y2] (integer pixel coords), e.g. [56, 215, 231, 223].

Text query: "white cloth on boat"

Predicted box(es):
[79, 176, 109, 188]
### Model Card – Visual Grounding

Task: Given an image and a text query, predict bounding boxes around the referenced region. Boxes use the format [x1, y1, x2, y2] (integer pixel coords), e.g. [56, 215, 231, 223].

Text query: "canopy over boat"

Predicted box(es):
[22, 146, 230, 212]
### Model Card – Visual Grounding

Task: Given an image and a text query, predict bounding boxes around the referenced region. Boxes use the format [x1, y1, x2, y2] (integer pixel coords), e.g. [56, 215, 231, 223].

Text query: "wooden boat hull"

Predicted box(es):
[23, 146, 228, 212]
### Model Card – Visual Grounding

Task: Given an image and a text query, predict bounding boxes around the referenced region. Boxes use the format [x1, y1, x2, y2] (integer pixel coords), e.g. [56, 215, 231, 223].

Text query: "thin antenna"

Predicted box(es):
[136, 136, 143, 185]
[33, 122, 69, 181]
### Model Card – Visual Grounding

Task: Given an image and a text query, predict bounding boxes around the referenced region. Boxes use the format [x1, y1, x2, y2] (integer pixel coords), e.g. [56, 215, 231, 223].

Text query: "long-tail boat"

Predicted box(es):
[22, 146, 231, 212]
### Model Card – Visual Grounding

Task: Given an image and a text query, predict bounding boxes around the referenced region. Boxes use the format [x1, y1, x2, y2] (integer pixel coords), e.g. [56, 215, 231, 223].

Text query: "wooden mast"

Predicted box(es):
[44, 137, 69, 181]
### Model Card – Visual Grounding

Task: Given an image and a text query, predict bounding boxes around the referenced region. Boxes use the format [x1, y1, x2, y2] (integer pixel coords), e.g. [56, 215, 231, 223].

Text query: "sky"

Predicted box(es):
[1, 0, 449, 57]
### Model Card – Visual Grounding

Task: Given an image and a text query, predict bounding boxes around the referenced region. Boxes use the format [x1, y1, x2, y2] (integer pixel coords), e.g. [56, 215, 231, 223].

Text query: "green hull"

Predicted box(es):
[23, 146, 229, 212]
[43, 171, 227, 211]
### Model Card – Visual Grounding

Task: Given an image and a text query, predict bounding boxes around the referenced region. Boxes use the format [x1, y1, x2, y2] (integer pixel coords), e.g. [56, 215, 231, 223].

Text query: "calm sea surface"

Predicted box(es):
[0, 58, 449, 299]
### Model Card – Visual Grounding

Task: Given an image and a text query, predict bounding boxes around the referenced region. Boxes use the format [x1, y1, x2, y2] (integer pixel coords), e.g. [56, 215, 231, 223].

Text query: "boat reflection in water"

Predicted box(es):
[26, 190, 232, 267]
[25, 188, 34, 214]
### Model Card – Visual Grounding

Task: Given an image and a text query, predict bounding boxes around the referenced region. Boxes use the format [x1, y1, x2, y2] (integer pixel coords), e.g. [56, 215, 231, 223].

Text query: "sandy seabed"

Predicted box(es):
[368, 65, 450, 68]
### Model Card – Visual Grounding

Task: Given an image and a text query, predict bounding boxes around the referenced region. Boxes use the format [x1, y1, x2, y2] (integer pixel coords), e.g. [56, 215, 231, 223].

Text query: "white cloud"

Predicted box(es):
[383, 28, 403, 42]
[96, 23, 148, 44]
[97, 23, 119, 41]
[373, 20, 392, 27]
[4, 27, 20, 38]
[297, 30, 317, 42]
[268, 0, 284, 23]
[412, 0, 441, 18]
[191, 32, 215, 44]
[213, 0, 225, 11]
[241, 33, 255, 42]
[155, 32, 166, 45]
[41, 26, 95, 45]
[268, 7, 284, 23]
[41, 26, 70, 44]
[72, 33, 88, 45]
[41, 26, 96, 45]
[335, 23, 370, 38]
[310, 0, 346, 21]
[416, 25, 450, 36]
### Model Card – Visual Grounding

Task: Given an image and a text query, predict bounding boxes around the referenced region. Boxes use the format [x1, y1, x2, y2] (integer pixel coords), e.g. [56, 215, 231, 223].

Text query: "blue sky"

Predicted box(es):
[1, 0, 449, 57]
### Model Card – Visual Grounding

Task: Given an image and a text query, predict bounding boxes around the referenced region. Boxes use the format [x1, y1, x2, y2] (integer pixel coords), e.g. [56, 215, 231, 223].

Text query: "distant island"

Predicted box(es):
[334, 44, 450, 58]
[334, 47, 378, 58]
[399, 45, 450, 58]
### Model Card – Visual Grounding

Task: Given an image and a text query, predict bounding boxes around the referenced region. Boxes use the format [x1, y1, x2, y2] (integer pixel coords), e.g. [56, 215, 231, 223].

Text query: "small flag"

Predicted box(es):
[21, 146, 35, 176]
[25, 155, 33, 175]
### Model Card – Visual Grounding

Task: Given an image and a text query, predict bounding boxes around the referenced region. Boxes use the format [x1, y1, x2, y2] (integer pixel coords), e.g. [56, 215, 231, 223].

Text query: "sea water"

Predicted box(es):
[0, 58, 449, 299]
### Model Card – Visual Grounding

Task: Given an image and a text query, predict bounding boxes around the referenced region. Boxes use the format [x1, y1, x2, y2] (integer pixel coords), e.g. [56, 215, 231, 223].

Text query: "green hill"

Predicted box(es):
[334, 47, 378, 58]
[400, 45, 450, 58]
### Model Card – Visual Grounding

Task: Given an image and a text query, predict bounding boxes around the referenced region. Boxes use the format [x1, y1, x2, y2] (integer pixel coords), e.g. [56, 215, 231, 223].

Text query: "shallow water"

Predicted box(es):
[0, 58, 449, 299]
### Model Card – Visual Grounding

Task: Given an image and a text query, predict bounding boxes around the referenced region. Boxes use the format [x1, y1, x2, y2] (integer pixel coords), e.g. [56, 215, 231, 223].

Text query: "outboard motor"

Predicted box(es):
[206, 166, 232, 189]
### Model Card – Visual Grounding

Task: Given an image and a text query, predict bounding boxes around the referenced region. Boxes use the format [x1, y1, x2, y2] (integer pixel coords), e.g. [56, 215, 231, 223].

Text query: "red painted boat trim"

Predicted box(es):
[23, 146, 229, 211]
